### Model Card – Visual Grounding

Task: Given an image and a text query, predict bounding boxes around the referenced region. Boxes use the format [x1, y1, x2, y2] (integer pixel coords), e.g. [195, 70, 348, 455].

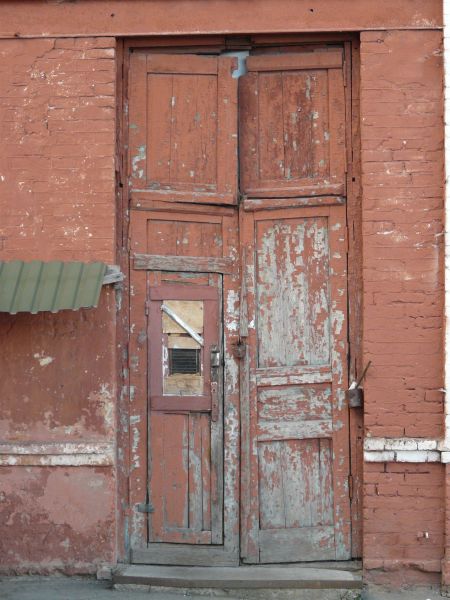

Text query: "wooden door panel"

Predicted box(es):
[129, 51, 238, 204]
[241, 204, 350, 563]
[147, 280, 222, 545]
[150, 411, 212, 544]
[239, 50, 345, 198]
[255, 216, 330, 368]
[129, 205, 240, 564]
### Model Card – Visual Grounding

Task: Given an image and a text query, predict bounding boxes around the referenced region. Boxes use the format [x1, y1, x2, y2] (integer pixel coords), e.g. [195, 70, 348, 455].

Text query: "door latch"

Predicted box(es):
[210, 345, 221, 422]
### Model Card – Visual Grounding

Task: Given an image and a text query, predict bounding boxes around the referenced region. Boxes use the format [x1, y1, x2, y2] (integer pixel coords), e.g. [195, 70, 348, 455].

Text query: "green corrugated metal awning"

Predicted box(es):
[0, 261, 107, 314]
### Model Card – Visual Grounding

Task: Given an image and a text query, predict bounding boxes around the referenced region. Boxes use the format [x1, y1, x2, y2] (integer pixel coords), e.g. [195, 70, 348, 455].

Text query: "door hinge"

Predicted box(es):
[348, 474, 354, 501]
[145, 299, 150, 316]
[137, 502, 154, 514]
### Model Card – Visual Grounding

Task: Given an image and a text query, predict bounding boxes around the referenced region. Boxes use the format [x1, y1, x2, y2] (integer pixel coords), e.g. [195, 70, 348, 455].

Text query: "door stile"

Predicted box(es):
[328, 206, 351, 559]
[239, 209, 260, 563]
[128, 211, 151, 550]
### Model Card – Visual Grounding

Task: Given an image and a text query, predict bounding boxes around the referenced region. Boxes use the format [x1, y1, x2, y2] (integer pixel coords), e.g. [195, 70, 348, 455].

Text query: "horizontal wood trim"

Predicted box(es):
[130, 196, 236, 216]
[257, 419, 332, 441]
[242, 196, 345, 212]
[130, 189, 236, 206]
[247, 50, 343, 72]
[256, 366, 332, 387]
[134, 254, 236, 275]
[151, 529, 212, 545]
[147, 53, 218, 74]
[132, 546, 238, 566]
[149, 285, 218, 301]
[258, 526, 336, 563]
[151, 396, 211, 411]
[243, 183, 345, 198]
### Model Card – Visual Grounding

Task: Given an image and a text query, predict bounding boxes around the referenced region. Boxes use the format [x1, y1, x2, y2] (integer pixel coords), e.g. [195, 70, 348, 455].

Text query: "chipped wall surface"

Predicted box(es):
[0, 37, 117, 572]
[360, 29, 445, 584]
[0, 5, 448, 586]
[0, 467, 115, 573]
[0, 37, 116, 262]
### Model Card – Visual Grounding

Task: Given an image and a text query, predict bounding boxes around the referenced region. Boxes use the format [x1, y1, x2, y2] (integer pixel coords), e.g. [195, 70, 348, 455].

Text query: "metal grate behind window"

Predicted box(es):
[169, 348, 201, 375]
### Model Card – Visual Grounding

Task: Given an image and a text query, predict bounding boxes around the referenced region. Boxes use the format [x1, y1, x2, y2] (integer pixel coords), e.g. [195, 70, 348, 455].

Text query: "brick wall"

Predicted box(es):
[0, 37, 116, 262]
[0, 38, 118, 573]
[361, 29, 445, 583]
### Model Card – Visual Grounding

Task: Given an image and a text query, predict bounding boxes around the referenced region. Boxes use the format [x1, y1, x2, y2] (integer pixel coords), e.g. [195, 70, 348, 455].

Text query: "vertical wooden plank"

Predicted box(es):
[188, 413, 204, 533]
[147, 219, 178, 254]
[201, 413, 212, 532]
[210, 274, 224, 544]
[147, 73, 173, 185]
[258, 442, 286, 530]
[328, 68, 346, 186]
[239, 72, 259, 194]
[217, 56, 238, 200]
[176, 221, 204, 256]
[282, 71, 313, 181]
[328, 205, 351, 559]
[258, 72, 285, 182]
[240, 209, 260, 562]
[347, 38, 363, 559]
[200, 222, 223, 258]
[319, 439, 334, 526]
[171, 73, 217, 187]
[129, 50, 148, 189]
[128, 210, 150, 549]
[303, 217, 330, 365]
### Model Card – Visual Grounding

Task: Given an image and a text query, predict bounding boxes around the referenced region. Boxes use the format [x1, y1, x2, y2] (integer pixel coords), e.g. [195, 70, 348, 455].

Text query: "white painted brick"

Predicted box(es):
[395, 450, 440, 463]
[384, 439, 418, 451]
[364, 451, 395, 463]
[441, 451, 450, 463]
[364, 438, 385, 451]
[416, 440, 438, 451]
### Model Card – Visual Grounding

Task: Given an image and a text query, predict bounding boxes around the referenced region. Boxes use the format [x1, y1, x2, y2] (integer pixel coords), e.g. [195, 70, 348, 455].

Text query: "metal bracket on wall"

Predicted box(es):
[103, 264, 125, 285]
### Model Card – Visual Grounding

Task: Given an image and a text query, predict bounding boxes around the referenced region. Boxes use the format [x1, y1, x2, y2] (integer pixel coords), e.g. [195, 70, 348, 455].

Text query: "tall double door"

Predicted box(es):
[127, 44, 352, 565]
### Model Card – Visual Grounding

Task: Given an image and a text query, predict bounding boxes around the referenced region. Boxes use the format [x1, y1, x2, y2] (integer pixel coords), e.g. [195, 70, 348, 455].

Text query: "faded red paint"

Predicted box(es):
[0, 36, 117, 572]
[0, 0, 445, 591]
[0, 467, 115, 574]
[361, 29, 445, 585]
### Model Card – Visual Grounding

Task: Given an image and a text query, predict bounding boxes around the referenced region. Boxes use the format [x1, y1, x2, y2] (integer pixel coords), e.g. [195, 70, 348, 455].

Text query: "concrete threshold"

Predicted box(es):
[113, 564, 363, 590]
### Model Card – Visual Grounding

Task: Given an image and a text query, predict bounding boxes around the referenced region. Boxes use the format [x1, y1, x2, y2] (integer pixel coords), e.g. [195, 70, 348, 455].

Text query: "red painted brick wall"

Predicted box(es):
[0, 38, 118, 573]
[361, 30, 445, 584]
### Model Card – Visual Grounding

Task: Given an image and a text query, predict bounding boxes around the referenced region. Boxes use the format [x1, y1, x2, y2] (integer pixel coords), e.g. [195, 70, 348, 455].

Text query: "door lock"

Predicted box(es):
[210, 345, 221, 422]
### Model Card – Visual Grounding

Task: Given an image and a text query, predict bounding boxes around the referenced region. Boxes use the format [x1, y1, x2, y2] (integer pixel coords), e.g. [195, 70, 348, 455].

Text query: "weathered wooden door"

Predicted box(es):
[239, 48, 351, 563]
[127, 49, 240, 566]
[127, 44, 352, 566]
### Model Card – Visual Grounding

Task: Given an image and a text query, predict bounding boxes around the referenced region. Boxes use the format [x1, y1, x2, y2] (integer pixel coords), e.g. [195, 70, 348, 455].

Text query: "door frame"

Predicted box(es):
[116, 33, 363, 565]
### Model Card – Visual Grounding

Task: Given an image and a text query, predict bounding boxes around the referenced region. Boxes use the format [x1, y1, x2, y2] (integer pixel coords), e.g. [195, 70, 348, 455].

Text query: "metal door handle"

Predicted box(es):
[210, 345, 220, 422]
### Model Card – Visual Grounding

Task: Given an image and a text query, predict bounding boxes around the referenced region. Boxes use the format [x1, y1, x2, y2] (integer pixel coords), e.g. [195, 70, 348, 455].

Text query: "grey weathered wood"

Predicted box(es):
[132, 545, 238, 566]
[242, 196, 345, 212]
[133, 253, 235, 274]
[256, 371, 332, 387]
[258, 526, 336, 563]
[258, 386, 332, 422]
[103, 264, 125, 284]
[114, 564, 362, 589]
[257, 420, 332, 442]
[210, 280, 224, 544]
